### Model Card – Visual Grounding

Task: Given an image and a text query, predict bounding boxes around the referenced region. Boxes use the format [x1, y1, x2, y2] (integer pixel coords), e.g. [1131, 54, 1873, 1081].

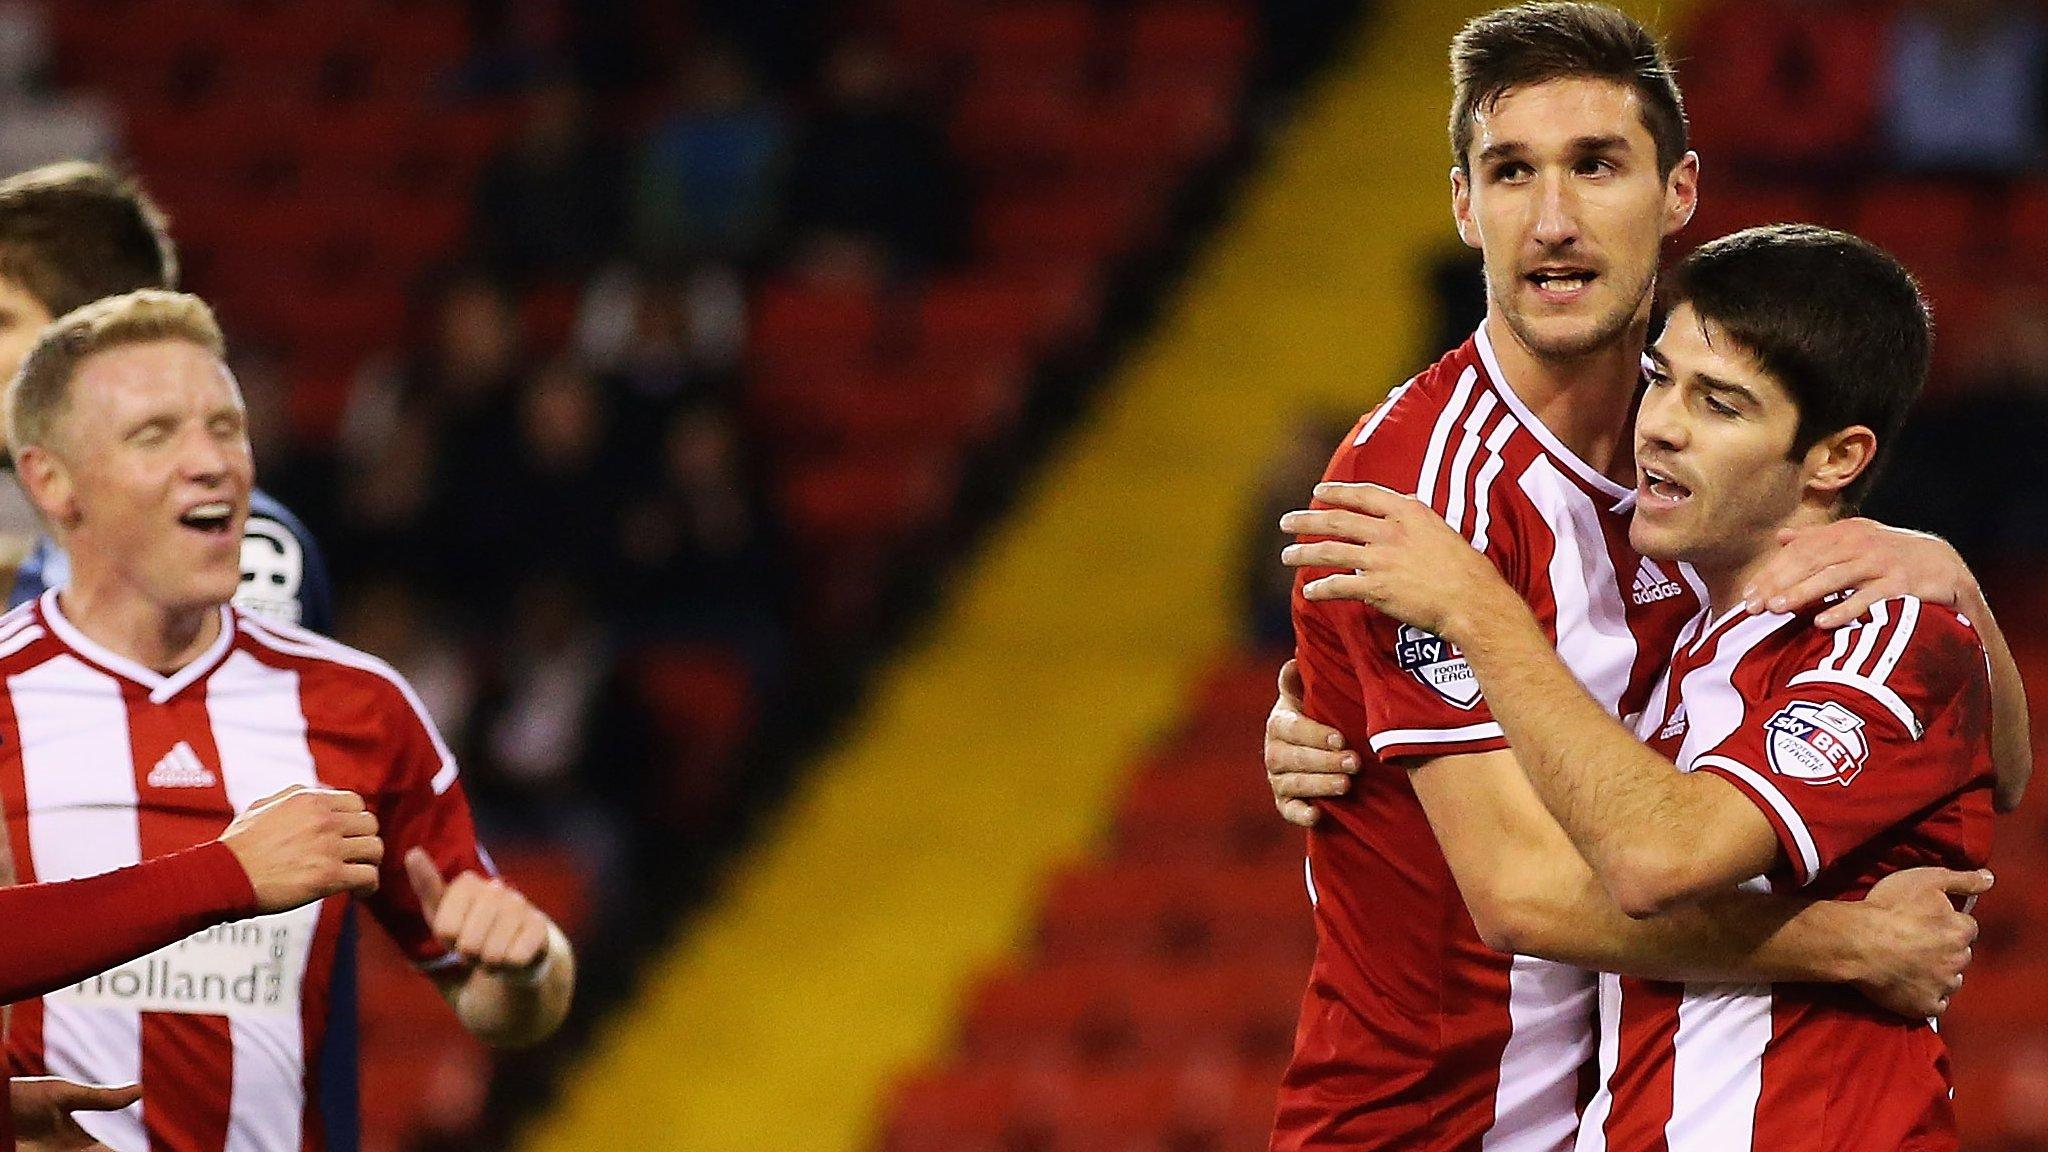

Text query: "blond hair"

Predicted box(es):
[7, 288, 225, 454]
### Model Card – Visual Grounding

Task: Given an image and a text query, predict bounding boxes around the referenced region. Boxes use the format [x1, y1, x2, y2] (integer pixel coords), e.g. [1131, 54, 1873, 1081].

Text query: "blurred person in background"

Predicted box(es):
[470, 75, 626, 286]
[631, 44, 789, 265]
[3, 290, 574, 1152]
[781, 37, 969, 278]
[1884, 0, 2046, 173]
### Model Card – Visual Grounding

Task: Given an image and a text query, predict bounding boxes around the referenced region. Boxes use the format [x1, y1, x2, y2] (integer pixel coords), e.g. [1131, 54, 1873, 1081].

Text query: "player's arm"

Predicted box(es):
[1739, 519, 2028, 812]
[407, 850, 575, 1049]
[0, 786, 378, 1004]
[1286, 486, 1780, 913]
[1409, 747, 1979, 1009]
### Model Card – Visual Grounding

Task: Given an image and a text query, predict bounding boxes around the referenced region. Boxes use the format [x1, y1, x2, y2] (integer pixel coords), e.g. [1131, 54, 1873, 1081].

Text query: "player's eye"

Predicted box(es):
[1704, 394, 1739, 417]
[1645, 367, 1671, 387]
[1490, 162, 1532, 183]
[1576, 157, 1614, 176]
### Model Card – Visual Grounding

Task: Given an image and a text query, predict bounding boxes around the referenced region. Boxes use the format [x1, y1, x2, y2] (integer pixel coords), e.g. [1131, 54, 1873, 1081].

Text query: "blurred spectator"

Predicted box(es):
[482, 574, 612, 812]
[471, 76, 626, 283]
[1883, 0, 2047, 173]
[575, 267, 746, 458]
[448, 0, 561, 98]
[1243, 415, 1351, 649]
[631, 46, 789, 264]
[338, 573, 480, 755]
[615, 403, 783, 657]
[781, 38, 969, 276]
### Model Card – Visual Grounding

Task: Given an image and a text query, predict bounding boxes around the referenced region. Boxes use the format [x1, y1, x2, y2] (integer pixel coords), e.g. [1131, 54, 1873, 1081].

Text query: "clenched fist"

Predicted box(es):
[218, 786, 382, 914]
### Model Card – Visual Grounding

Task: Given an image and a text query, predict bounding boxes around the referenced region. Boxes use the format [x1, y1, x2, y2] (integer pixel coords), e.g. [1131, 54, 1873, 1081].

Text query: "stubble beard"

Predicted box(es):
[1495, 262, 1654, 364]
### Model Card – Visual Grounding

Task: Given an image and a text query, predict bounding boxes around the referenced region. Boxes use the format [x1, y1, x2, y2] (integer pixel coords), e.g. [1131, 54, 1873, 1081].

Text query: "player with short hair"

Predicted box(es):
[1255, 5, 2025, 1150]
[1285, 224, 1987, 1150]
[0, 290, 573, 1152]
[0, 161, 332, 632]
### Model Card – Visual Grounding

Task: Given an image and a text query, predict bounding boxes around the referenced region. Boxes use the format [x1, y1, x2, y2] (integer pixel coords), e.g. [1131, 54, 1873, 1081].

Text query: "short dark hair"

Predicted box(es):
[1662, 224, 1930, 512]
[1450, 2, 1689, 175]
[0, 162, 177, 318]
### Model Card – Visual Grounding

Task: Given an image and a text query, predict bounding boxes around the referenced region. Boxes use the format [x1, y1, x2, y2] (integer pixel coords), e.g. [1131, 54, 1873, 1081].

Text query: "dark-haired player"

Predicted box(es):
[1252, 5, 2027, 1150]
[0, 161, 331, 632]
[1286, 224, 1989, 1151]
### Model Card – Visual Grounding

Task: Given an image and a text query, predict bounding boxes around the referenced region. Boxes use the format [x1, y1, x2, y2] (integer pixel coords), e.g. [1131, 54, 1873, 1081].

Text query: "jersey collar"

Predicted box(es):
[1473, 321, 1636, 512]
[38, 588, 237, 704]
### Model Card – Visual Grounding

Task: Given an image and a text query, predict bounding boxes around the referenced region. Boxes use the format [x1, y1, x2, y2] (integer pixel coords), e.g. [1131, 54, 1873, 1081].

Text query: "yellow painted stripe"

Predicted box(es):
[522, 3, 1685, 1149]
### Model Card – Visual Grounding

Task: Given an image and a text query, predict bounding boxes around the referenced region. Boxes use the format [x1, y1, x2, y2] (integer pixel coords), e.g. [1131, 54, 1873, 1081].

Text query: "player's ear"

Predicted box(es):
[1801, 424, 1876, 501]
[1663, 151, 1700, 240]
[1451, 165, 1480, 251]
[14, 443, 77, 532]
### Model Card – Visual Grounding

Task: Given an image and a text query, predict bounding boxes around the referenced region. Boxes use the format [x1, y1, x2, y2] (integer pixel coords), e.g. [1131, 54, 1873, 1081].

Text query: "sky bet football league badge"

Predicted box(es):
[1765, 700, 1871, 787]
[1394, 624, 1482, 709]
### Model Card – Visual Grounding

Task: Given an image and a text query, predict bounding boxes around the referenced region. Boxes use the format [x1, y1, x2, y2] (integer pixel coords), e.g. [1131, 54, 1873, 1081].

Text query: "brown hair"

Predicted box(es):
[0, 162, 177, 319]
[1449, 3, 1689, 174]
[8, 289, 225, 454]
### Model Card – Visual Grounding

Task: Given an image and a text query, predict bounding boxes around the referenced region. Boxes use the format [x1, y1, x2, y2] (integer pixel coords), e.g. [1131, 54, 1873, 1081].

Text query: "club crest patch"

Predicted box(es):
[1394, 624, 1482, 709]
[1764, 700, 1869, 786]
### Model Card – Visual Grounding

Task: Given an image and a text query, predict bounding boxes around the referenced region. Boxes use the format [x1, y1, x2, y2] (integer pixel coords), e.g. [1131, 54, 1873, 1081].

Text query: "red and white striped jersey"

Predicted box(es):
[0, 590, 494, 1152]
[1577, 597, 1995, 1152]
[1275, 325, 1702, 1152]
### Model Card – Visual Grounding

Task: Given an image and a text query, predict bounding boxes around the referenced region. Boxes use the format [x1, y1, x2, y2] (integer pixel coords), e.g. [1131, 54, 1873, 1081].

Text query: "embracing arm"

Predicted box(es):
[1409, 747, 1978, 1012]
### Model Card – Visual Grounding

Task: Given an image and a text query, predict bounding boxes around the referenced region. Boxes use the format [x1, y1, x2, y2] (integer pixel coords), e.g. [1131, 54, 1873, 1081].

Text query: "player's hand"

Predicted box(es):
[11, 1076, 140, 1151]
[1743, 518, 1977, 629]
[1266, 659, 1357, 827]
[219, 786, 382, 914]
[1850, 866, 1991, 1019]
[406, 848, 550, 976]
[1280, 482, 1510, 642]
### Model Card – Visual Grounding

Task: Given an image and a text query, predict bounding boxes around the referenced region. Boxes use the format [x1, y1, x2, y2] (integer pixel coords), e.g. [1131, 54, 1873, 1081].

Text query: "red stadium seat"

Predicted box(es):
[976, 183, 1161, 270]
[631, 642, 760, 826]
[1123, 2, 1257, 92]
[1679, 1, 1885, 168]
[750, 279, 888, 381]
[1850, 181, 1985, 281]
[964, 2, 1100, 89]
[1681, 183, 1836, 246]
[778, 450, 958, 550]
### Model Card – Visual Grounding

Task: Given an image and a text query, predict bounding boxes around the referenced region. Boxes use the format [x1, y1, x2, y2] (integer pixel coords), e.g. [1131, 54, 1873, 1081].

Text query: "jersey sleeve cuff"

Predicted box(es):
[1367, 721, 1508, 762]
[1692, 754, 1822, 886]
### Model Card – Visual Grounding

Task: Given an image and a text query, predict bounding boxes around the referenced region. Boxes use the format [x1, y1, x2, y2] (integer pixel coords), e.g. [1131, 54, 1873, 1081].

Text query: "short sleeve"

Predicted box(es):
[363, 680, 496, 969]
[1691, 599, 1991, 888]
[1290, 382, 1528, 764]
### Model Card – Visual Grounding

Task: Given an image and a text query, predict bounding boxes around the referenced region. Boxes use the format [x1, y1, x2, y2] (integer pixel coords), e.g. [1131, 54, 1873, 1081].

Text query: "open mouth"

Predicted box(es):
[178, 501, 235, 536]
[1638, 465, 1693, 509]
[1526, 266, 1598, 302]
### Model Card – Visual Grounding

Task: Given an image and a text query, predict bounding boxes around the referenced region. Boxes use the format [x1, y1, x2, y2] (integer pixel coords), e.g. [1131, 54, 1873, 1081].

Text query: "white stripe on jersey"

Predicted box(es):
[1482, 956, 1596, 1151]
[15, 656, 147, 1150]
[1841, 600, 1890, 679]
[1366, 720, 1507, 752]
[241, 614, 462, 795]
[1353, 381, 1412, 447]
[1672, 611, 1796, 769]
[1417, 366, 1479, 507]
[1518, 457, 1637, 713]
[209, 650, 324, 1152]
[1572, 973, 1625, 1152]
[1666, 983, 1772, 1151]
[0, 623, 45, 661]
[1443, 391, 1499, 533]
[1868, 597, 1921, 684]
[1469, 412, 1520, 553]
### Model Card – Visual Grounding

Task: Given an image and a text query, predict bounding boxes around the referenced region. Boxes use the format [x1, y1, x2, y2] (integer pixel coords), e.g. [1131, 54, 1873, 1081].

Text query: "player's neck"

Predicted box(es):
[56, 579, 222, 676]
[1483, 312, 1643, 484]
[1696, 506, 1840, 619]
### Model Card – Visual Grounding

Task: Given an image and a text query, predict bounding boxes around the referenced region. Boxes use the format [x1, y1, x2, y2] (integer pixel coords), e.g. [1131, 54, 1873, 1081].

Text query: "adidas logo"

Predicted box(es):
[1658, 704, 1689, 742]
[146, 742, 217, 789]
[1631, 559, 1684, 606]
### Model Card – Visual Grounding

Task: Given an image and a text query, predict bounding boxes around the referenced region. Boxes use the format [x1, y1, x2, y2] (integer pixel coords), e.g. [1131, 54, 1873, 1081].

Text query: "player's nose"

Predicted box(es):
[1530, 176, 1580, 247]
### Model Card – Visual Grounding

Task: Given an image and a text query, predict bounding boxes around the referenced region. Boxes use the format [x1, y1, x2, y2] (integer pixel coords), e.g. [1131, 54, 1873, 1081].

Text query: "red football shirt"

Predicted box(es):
[1576, 597, 1994, 1152]
[0, 591, 494, 1152]
[1277, 326, 1700, 1152]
